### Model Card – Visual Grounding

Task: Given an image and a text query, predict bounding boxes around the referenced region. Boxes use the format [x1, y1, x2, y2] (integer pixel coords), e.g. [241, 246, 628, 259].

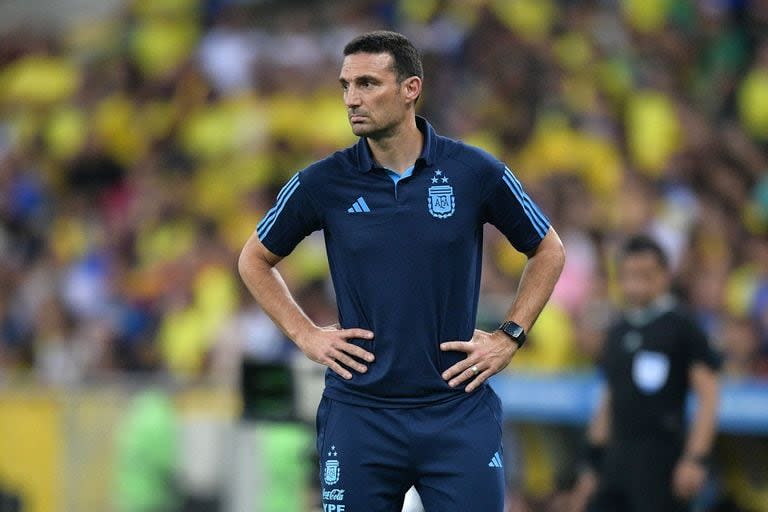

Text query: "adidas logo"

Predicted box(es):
[347, 196, 371, 213]
[488, 451, 503, 468]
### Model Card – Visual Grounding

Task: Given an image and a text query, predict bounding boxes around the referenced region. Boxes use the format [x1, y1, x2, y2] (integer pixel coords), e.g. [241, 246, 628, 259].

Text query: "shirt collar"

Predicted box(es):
[624, 294, 677, 327]
[355, 116, 437, 173]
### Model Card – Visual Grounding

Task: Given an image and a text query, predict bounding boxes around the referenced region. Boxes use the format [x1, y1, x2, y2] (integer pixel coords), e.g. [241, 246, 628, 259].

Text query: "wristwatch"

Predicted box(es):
[497, 321, 527, 348]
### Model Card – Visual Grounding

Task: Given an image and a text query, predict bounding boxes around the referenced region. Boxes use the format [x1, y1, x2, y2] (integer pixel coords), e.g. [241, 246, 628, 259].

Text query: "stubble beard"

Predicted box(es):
[350, 116, 399, 141]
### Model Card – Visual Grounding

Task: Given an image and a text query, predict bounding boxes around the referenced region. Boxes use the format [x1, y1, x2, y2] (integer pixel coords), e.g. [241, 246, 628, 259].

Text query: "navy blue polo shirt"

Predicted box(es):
[257, 117, 550, 407]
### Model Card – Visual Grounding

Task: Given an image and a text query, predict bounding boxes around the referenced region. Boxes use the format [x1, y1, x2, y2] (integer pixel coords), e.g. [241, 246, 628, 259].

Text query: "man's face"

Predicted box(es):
[618, 252, 670, 308]
[339, 52, 415, 139]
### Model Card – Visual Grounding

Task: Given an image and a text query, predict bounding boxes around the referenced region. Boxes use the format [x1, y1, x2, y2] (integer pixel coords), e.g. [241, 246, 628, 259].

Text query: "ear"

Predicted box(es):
[402, 76, 422, 104]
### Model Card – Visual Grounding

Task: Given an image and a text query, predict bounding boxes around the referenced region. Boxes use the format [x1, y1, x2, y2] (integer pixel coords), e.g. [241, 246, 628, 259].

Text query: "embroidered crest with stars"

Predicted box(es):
[324, 445, 341, 485]
[427, 169, 455, 218]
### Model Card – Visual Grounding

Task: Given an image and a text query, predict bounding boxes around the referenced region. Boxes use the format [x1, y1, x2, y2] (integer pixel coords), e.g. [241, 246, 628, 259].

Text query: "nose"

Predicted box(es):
[344, 85, 361, 109]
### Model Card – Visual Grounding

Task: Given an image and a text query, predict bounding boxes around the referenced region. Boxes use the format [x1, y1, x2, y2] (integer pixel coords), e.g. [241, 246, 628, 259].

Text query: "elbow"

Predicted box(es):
[238, 238, 259, 283]
[237, 248, 249, 282]
[238, 236, 278, 284]
[546, 229, 566, 275]
[526, 229, 566, 276]
[555, 238, 566, 274]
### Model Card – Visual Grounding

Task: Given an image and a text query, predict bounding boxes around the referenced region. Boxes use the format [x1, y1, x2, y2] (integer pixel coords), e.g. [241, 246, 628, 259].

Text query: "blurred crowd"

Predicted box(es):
[1, 0, 767, 388]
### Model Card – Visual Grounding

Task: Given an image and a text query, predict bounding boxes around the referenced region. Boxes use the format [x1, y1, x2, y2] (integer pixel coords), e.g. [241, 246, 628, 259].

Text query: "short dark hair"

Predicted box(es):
[619, 235, 669, 269]
[343, 31, 423, 82]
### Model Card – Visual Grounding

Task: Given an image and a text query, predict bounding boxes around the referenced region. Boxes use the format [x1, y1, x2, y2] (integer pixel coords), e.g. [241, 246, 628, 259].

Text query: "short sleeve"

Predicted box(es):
[256, 172, 322, 257]
[482, 163, 551, 253]
[683, 316, 722, 371]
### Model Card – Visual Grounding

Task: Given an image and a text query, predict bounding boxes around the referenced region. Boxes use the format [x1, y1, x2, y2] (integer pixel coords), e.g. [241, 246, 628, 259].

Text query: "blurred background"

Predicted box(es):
[0, 0, 767, 511]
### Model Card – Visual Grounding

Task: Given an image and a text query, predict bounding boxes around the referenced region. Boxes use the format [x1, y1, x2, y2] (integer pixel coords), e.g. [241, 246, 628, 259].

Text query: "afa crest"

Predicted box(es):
[324, 459, 340, 485]
[323, 445, 341, 485]
[428, 185, 455, 218]
[427, 169, 455, 218]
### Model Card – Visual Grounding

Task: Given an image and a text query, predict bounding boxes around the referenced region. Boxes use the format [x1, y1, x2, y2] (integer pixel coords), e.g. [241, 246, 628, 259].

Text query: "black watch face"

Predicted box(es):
[503, 324, 523, 339]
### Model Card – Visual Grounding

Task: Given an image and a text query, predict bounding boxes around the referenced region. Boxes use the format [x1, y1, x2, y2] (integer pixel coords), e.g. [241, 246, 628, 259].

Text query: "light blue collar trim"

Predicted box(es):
[384, 165, 415, 184]
[624, 294, 677, 327]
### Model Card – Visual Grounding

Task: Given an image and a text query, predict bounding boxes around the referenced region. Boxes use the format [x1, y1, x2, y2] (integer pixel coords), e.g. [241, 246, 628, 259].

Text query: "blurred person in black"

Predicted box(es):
[571, 235, 721, 512]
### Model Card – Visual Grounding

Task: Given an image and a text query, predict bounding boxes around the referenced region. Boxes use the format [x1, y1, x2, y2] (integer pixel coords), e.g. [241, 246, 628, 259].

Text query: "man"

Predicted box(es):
[238, 31, 565, 511]
[572, 235, 721, 512]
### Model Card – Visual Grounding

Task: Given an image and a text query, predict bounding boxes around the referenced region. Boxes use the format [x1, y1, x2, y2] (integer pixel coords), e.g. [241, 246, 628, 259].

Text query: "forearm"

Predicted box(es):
[589, 390, 611, 445]
[580, 390, 610, 478]
[684, 366, 720, 458]
[685, 402, 717, 459]
[505, 228, 565, 331]
[238, 241, 317, 346]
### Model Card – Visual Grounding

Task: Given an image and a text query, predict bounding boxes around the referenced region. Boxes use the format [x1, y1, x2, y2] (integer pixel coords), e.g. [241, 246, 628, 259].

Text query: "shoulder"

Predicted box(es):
[652, 301, 708, 346]
[667, 303, 705, 334]
[436, 136, 511, 195]
[439, 135, 505, 175]
[298, 144, 356, 186]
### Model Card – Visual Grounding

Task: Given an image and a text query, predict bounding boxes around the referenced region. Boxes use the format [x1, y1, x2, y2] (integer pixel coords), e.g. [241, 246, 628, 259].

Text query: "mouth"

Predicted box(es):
[349, 114, 367, 123]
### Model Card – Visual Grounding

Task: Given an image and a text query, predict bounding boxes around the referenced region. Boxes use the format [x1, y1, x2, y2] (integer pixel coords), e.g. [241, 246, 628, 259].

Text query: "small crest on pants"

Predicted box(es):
[324, 445, 341, 485]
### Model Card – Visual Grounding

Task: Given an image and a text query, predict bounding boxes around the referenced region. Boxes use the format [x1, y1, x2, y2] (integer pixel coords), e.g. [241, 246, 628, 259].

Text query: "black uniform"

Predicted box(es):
[589, 295, 721, 512]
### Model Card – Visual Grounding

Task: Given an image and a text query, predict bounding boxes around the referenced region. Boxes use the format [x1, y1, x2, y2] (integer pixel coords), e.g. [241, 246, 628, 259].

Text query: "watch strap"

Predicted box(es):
[497, 321, 526, 348]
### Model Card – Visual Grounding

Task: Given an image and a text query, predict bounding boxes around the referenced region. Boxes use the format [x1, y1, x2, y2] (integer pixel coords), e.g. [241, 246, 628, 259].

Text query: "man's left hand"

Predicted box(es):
[440, 329, 519, 392]
[671, 458, 707, 500]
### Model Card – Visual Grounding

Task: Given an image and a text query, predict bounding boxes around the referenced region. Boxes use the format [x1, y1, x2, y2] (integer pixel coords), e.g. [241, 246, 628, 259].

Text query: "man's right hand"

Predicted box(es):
[297, 325, 375, 379]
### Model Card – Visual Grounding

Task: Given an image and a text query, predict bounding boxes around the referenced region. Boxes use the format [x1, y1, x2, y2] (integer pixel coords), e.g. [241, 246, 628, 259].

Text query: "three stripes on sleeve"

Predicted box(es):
[501, 166, 549, 238]
[257, 173, 301, 241]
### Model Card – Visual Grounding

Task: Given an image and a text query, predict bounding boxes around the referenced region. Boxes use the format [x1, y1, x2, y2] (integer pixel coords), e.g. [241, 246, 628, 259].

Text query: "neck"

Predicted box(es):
[367, 116, 422, 173]
[624, 293, 675, 326]
[629, 293, 672, 310]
